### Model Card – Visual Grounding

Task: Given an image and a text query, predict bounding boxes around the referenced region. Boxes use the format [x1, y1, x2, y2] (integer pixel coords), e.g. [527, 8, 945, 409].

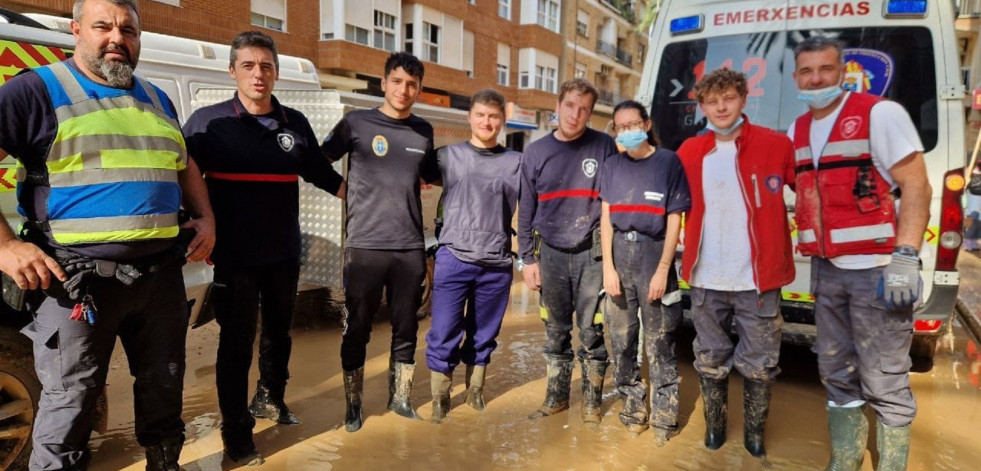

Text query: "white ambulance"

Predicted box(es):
[636, 0, 967, 368]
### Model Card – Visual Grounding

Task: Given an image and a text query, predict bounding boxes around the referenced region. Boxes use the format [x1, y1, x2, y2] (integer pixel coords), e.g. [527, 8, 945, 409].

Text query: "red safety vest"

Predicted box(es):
[792, 92, 897, 258]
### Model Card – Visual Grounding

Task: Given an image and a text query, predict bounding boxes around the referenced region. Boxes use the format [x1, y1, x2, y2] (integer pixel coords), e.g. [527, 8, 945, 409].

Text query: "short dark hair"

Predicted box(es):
[557, 78, 599, 110]
[693, 68, 749, 103]
[793, 36, 845, 63]
[384, 52, 425, 82]
[230, 31, 279, 70]
[470, 88, 506, 115]
[612, 100, 660, 147]
[73, 0, 139, 22]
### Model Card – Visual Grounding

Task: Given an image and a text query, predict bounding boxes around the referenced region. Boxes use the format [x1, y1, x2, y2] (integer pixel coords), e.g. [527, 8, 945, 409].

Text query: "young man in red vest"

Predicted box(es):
[791, 36, 931, 471]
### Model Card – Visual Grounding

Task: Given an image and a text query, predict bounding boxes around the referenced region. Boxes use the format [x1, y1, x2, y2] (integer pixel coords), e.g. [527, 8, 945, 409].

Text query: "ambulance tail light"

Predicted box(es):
[935, 168, 964, 272]
[914, 319, 942, 333]
[884, 0, 928, 18]
[670, 15, 704, 36]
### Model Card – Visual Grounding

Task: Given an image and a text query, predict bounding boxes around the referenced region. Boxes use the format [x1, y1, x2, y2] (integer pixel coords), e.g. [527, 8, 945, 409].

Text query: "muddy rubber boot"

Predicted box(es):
[580, 358, 608, 426]
[743, 378, 773, 458]
[388, 360, 422, 420]
[249, 381, 301, 425]
[619, 393, 649, 436]
[823, 405, 868, 471]
[465, 364, 486, 411]
[528, 355, 573, 419]
[652, 426, 679, 448]
[143, 435, 183, 471]
[876, 421, 910, 471]
[221, 428, 264, 466]
[343, 367, 365, 432]
[430, 371, 452, 424]
[700, 376, 728, 450]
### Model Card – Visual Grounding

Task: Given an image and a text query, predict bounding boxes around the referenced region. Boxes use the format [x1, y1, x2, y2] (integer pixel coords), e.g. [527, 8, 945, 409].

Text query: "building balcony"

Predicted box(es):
[597, 39, 617, 58]
[615, 48, 632, 67]
[600, 0, 637, 23]
[597, 89, 628, 107]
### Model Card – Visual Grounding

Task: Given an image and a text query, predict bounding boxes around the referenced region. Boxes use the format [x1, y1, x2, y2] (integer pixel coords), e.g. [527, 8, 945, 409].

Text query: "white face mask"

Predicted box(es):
[797, 84, 844, 109]
[706, 116, 744, 136]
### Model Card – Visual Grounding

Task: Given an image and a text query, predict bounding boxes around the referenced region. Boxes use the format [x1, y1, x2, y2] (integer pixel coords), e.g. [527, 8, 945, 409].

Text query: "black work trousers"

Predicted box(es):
[213, 258, 300, 433]
[340, 247, 426, 371]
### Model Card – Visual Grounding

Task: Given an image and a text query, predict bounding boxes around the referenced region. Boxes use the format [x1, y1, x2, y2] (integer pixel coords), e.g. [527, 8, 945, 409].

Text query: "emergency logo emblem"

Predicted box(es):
[840, 116, 863, 139]
[582, 158, 598, 178]
[765, 175, 782, 194]
[277, 133, 295, 152]
[372, 135, 389, 157]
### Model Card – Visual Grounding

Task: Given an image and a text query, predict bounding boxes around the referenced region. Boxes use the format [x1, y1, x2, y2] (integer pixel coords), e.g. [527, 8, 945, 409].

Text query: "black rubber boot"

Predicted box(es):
[465, 364, 486, 411]
[221, 428, 264, 466]
[430, 371, 452, 424]
[700, 376, 728, 450]
[343, 367, 364, 432]
[249, 381, 301, 425]
[619, 391, 649, 436]
[743, 378, 773, 458]
[144, 435, 183, 471]
[528, 355, 573, 419]
[388, 360, 422, 420]
[876, 420, 910, 471]
[823, 405, 868, 471]
[580, 358, 608, 425]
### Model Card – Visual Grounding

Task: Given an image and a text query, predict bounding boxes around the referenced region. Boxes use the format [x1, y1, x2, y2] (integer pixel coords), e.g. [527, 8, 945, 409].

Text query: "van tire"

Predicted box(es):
[0, 328, 39, 471]
[909, 335, 937, 373]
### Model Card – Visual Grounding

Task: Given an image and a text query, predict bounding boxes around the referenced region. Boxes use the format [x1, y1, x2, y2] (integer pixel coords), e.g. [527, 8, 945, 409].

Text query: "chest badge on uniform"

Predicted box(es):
[277, 133, 295, 152]
[765, 175, 783, 193]
[839, 116, 863, 139]
[582, 158, 598, 178]
[372, 135, 389, 157]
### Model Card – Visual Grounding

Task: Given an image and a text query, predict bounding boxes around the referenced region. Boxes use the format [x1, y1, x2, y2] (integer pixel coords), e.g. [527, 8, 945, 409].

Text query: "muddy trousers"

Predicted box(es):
[213, 259, 299, 434]
[25, 263, 187, 471]
[341, 248, 425, 371]
[811, 257, 916, 427]
[691, 288, 782, 382]
[425, 246, 512, 374]
[604, 236, 682, 430]
[537, 241, 607, 361]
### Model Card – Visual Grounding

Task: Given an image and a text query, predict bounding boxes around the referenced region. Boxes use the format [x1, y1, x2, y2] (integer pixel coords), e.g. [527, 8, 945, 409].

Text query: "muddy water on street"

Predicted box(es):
[89, 261, 981, 471]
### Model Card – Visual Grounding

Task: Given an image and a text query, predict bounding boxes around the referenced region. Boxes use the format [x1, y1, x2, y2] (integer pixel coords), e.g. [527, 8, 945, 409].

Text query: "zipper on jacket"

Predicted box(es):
[751, 174, 762, 208]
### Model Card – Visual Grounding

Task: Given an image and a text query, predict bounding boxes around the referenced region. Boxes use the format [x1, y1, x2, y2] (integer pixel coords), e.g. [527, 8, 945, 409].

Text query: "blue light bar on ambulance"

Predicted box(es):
[884, 0, 928, 18]
[669, 14, 704, 36]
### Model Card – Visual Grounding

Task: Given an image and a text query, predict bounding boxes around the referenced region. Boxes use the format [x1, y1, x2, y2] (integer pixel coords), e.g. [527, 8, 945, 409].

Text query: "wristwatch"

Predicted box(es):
[894, 245, 919, 257]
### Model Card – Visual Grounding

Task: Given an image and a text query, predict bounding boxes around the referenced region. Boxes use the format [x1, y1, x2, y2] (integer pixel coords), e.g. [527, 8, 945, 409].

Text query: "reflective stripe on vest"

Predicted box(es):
[792, 92, 896, 258]
[36, 62, 187, 245]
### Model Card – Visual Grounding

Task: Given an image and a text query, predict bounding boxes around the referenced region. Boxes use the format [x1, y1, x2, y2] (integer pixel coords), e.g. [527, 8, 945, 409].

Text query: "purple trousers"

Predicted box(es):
[425, 246, 513, 374]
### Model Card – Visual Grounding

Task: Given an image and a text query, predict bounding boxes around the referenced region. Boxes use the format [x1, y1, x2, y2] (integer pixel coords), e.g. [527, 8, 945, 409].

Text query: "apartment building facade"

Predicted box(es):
[956, 0, 981, 149]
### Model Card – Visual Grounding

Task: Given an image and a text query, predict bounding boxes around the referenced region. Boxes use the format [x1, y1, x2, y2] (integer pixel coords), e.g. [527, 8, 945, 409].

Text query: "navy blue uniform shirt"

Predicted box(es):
[599, 148, 691, 238]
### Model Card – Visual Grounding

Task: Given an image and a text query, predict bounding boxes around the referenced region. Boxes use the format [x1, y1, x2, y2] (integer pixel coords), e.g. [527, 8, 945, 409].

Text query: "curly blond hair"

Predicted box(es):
[692, 68, 748, 103]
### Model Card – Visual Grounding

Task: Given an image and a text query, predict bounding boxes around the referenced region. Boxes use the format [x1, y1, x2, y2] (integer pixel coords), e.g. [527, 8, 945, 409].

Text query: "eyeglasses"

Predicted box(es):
[613, 120, 646, 134]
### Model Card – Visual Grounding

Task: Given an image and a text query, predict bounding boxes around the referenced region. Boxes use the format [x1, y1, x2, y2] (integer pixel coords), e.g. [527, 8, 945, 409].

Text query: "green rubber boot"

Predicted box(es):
[823, 405, 868, 471]
[876, 421, 910, 471]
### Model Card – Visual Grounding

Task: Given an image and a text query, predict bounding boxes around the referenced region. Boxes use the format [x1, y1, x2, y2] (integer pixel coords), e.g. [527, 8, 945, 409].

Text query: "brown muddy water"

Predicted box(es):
[88, 257, 981, 471]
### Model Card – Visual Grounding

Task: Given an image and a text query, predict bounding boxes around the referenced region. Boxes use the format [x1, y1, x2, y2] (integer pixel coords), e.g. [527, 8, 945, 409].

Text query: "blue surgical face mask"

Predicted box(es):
[797, 84, 844, 109]
[616, 130, 648, 151]
[706, 115, 744, 136]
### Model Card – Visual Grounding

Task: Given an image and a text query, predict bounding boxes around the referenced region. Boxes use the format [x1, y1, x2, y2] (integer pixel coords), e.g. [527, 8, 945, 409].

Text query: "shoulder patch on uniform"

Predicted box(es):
[277, 133, 295, 152]
[765, 175, 782, 193]
[839, 116, 863, 139]
[582, 158, 598, 178]
[372, 135, 389, 157]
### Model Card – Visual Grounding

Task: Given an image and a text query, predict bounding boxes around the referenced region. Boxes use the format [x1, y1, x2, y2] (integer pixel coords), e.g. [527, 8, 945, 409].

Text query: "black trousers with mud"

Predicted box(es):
[213, 258, 300, 433]
[537, 242, 607, 361]
[604, 236, 682, 429]
[26, 262, 187, 471]
[340, 248, 425, 371]
[691, 287, 782, 381]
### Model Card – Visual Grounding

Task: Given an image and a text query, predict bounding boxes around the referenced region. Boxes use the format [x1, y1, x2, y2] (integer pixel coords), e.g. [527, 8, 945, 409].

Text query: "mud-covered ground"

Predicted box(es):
[88, 252, 981, 471]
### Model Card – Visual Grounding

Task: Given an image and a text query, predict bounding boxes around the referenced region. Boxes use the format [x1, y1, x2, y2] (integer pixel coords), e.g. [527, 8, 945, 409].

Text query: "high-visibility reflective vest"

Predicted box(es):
[792, 92, 897, 258]
[26, 61, 187, 246]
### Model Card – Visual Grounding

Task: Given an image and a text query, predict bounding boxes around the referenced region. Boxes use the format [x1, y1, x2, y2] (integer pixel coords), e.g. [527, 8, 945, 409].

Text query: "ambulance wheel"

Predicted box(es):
[417, 255, 435, 320]
[909, 335, 937, 373]
[0, 328, 40, 471]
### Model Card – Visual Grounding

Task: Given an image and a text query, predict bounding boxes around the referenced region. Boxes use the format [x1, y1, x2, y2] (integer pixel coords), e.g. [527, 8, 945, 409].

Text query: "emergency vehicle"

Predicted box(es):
[636, 0, 967, 370]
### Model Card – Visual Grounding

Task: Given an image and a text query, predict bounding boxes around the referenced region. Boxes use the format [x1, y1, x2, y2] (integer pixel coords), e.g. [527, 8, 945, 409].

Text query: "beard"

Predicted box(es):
[81, 46, 137, 88]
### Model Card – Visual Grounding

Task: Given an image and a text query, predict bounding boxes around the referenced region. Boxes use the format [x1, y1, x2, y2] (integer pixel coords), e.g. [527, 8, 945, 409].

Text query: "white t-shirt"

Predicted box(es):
[787, 92, 924, 269]
[690, 140, 756, 290]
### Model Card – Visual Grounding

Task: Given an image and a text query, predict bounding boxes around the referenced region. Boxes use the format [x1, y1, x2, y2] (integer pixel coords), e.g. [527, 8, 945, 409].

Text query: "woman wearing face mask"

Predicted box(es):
[599, 100, 691, 445]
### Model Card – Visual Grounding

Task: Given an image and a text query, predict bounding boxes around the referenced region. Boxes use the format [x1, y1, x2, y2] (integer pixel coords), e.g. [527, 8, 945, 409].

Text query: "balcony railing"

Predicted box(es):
[615, 48, 632, 67]
[600, 0, 637, 23]
[597, 90, 627, 106]
[597, 39, 617, 58]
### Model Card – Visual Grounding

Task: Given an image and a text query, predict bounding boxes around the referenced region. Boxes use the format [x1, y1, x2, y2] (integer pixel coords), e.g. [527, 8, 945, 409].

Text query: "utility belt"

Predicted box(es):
[614, 230, 663, 243]
[544, 227, 603, 260]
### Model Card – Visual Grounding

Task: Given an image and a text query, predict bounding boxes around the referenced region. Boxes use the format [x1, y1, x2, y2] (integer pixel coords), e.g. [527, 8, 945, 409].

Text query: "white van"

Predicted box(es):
[636, 0, 967, 368]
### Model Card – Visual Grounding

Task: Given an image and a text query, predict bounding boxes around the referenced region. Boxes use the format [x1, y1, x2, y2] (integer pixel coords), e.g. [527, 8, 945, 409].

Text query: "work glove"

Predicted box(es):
[876, 253, 922, 309]
[60, 256, 97, 300]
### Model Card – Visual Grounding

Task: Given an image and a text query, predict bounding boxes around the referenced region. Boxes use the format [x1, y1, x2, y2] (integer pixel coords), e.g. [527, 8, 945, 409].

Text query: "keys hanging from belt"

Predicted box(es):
[69, 294, 98, 326]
